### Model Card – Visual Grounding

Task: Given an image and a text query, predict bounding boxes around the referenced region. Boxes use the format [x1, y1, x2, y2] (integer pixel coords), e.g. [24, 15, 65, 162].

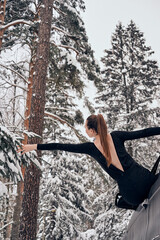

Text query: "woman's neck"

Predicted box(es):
[94, 133, 109, 143]
[94, 134, 100, 142]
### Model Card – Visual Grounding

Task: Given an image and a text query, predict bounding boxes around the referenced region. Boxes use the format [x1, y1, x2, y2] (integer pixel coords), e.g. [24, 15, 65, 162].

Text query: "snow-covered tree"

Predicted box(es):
[37, 142, 93, 239]
[0, 125, 41, 239]
[99, 21, 160, 131]
[91, 181, 132, 240]
[0, 125, 24, 181]
[35, 1, 105, 238]
[94, 20, 160, 238]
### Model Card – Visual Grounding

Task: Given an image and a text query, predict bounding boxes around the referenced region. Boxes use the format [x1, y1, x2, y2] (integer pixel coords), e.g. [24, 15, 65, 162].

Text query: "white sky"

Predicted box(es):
[82, 0, 160, 66]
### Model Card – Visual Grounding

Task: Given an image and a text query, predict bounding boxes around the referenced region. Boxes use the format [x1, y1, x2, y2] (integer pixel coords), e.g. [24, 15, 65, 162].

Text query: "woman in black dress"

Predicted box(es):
[18, 114, 160, 209]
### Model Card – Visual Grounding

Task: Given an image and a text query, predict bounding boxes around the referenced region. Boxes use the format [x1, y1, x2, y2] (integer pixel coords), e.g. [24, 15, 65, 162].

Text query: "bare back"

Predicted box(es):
[94, 133, 124, 172]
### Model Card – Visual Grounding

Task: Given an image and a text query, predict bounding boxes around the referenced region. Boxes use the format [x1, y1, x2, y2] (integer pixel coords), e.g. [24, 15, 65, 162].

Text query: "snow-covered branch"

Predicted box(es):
[0, 64, 29, 84]
[45, 106, 74, 111]
[53, 4, 67, 16]
[3, 182, 14, 186]
[0, 19, 32, 31]
[51, 41, 79, 56]
[44, 111, 85, 140]
[0, 221, 13, 232]
[51, 25, 79, 41]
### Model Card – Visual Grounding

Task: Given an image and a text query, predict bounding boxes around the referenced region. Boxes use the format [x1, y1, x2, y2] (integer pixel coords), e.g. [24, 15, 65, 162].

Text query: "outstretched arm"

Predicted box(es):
[17, 142, 90, 155]
[113, 127, 160, 142]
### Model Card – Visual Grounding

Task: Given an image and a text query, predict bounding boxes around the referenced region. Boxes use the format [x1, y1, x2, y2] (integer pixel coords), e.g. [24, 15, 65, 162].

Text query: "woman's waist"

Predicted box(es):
[118, 162, 157, 185]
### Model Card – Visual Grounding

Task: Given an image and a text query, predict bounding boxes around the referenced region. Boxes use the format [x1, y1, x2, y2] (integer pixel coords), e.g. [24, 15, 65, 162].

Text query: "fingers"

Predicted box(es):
[17, 144, 36, 155]
[17, 145, 26, 155]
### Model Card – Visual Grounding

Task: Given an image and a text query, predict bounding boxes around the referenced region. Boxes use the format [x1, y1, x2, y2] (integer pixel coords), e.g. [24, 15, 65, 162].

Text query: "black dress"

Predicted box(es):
[37, 127, 160, 206]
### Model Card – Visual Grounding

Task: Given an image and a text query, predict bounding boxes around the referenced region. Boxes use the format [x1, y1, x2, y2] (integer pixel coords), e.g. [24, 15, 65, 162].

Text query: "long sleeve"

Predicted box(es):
[37, 142, 90, 154]
[112, 127, 160, 142]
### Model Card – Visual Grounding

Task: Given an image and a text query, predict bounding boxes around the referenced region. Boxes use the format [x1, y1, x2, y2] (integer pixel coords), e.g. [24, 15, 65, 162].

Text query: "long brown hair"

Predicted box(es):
[87, 114, 111, 166]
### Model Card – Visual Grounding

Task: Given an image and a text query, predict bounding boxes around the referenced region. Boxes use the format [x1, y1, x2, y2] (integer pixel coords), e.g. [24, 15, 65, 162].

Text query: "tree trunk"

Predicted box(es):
[0, 0, 6, 49]
[19, 0, 53, 239]
[11, 59, 35, 240]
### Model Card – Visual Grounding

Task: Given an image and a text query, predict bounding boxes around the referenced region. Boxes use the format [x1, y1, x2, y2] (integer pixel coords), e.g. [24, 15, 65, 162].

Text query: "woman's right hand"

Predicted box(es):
[17, 144, 37, 155]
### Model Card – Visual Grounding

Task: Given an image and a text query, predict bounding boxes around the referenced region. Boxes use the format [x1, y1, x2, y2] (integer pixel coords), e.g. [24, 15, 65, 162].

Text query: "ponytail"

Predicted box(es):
[87, 114, 111, 166]
[97, 114, 111, 166]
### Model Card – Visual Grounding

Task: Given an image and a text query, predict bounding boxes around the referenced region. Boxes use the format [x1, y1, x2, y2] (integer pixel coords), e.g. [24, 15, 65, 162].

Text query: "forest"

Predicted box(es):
[0, 0, 160, 239]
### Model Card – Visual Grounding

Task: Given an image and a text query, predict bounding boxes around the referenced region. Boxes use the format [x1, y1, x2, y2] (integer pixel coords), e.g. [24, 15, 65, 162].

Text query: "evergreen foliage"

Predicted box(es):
[1, 0, 160, 238]
[0, 125, 41, 181]
[36, 0, 103, 239]
[99, 21, 160, 131]
[38, 150, 93, 239]
[3, 0, 36, 49]
[0, 125, 24, 181]
[94, 20, 160, 239]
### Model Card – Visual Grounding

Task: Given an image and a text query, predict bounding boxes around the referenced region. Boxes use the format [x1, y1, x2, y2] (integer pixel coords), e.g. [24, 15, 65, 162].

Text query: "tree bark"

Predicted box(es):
[19, 0, 53, 239]
[11, 59, 35, 240]
[0, 0, 6, 49]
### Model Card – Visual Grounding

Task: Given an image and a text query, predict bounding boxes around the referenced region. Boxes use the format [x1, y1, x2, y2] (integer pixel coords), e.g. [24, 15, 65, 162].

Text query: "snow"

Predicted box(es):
[0, 181, 8, 196]
[71, 78, 98, 137]
[2, 2, 159, 238]
[80, 229, 96, 239]
[0, 126, 13, 137]
[31, 157, 43, 171]
[7, 160, 18, 174]
[0, 166, 5, 174]
[0, 19, 32, 30]
[137, 85, 145, 90]
[52, 176, 62, 186]
[149, 99, 159, 108]
[7, 150, 15, 161]
[23, 130, 41, 138]
[56, 207, 61, 220]
[66, 52, 83, 73]
[0, 43, 30, 74]
[63, 3, 78, 15]
[0, 152, 5, 162]
[87, 189, 94, 197]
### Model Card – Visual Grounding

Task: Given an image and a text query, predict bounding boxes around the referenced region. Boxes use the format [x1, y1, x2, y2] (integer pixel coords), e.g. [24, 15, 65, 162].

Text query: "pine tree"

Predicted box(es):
[36, 1, 103, 238]
[95, 20, 160, 238]
[2, 0, 35, 50]
[0, 125, 40, 239]
[37, 138, 93, 239]
[92, 182, 132, 240]
[50, 0, 101, 86]
[19, 0, 53, 239]
[99, 21, 160, 131]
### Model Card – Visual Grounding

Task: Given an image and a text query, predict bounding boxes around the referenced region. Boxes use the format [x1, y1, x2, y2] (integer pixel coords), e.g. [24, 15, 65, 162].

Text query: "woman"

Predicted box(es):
[18, 114, 160, 209]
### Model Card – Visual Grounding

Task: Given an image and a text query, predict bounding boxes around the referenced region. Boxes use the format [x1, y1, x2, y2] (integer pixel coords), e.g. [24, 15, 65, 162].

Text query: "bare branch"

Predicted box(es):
[0, 19, 32, 31]
[51, 41, 79, 56]
[8, 95, 26, 104]
[1, 104, 25, 120]
[0, 64, 29, 84]
[3, 79, 28, 92]
[0, 82, 6, 87]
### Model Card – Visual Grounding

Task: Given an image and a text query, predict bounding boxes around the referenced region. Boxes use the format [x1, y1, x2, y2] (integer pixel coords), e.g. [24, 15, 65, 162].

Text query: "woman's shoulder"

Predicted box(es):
[110, 130, 122, 136]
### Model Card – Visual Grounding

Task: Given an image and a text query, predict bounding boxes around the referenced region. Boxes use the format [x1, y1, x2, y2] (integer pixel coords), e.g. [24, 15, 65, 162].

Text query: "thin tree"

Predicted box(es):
[19, 0, 53, 239]
[0, 0, 6, 49]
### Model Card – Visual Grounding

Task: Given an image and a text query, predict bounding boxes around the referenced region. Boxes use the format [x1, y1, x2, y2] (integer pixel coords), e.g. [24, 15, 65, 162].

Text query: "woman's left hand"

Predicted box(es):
[17, 144, 37, 155]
